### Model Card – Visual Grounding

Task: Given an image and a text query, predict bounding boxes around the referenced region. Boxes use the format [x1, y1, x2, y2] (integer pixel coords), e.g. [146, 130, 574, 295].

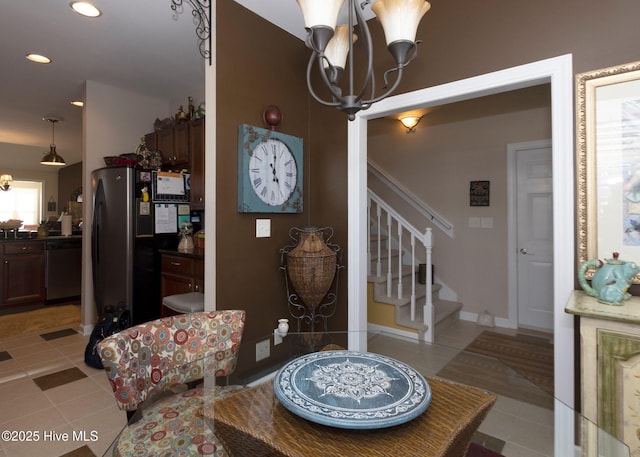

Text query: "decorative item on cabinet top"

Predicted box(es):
[237, 124, 303, 213]
[578, 252, 640, 305]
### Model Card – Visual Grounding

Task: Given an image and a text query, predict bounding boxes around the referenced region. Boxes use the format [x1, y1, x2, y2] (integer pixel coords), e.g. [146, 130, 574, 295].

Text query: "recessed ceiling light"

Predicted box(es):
[70, 2, 102, 18]
[26, 54, 52, 64]
[70, 100, 84, 107]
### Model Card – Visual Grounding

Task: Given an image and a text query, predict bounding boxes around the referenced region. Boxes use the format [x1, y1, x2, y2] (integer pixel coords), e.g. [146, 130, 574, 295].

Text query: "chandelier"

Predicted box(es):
[296, 0, 431, 120]
[0, 174, 12, 191]
[41, 117, 66, 166]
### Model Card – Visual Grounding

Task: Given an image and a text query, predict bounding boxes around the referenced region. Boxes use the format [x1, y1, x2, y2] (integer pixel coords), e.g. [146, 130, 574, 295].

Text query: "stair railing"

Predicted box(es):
[368, 190, 434, 342]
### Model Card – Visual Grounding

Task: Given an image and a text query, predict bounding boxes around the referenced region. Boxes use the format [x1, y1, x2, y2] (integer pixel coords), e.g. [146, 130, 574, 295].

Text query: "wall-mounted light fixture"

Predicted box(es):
[399, 115, 423, 133]
[296, 0, 431, 120]
[0, 174, 12, 191]
[41, 117, 66, 166]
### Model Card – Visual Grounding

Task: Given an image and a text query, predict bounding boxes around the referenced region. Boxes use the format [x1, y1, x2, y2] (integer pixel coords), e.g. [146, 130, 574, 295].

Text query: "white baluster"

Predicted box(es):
[424, 228, 434, 343]
[410, 233, 416, 321]
[386, 212, 392, 297]
[367, 196, 372, 276]
[376, 204, 382, 277]
[397, 220, 403, 299]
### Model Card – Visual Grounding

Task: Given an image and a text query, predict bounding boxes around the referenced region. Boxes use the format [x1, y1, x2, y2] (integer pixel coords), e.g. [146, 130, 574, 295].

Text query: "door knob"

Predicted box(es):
[520, 248, 534, 255]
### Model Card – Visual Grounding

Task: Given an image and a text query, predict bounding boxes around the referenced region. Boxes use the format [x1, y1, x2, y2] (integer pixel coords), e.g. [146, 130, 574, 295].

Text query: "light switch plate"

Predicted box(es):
[256, 219, 271, 238]
[481, 217, 494, 228]
[468, 217, 480, 228]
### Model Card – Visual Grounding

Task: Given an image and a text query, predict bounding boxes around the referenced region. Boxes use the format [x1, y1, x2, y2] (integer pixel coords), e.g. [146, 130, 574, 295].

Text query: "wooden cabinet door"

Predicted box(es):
[189, 118, 205, 209]
[144, 131, 157, 152]
[174, 122, 190, 165]
[161, 273, 194, 297]
[156, 128, 174, 165]
[2, 253, 46, 305]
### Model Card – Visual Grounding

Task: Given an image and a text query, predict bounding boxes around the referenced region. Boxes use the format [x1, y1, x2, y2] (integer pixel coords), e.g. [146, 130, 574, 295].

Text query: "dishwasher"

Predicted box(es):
[46, 238, 82, 302]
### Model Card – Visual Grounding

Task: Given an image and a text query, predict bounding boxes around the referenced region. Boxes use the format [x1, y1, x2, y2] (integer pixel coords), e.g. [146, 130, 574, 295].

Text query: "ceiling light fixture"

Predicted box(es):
[26, 53, 51, 64]
[399, 115, 423, 133]
[70, 100, 84, 107]
[40, 117, 66, 166]
[70, 1, 102, 17]
[296, 0, 431, 120]
[0, 175, 12, 192]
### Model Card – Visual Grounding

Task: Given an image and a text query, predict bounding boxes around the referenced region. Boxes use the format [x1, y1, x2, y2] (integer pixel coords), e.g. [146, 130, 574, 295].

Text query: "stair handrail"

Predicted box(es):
[368, 190, 435, 342]
[368, 158, 454, 238]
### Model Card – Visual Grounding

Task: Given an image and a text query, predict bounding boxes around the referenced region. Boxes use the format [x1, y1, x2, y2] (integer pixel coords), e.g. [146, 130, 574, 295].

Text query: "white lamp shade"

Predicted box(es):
[371, 0, 431, 45]
[0, 174, 12, 185]
[323, 25, 358, 69]
[297, 0, 344, 30]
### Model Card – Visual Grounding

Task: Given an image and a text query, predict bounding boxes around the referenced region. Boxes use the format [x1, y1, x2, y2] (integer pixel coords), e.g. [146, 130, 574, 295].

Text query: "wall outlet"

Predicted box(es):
[256, 339, 270, 361]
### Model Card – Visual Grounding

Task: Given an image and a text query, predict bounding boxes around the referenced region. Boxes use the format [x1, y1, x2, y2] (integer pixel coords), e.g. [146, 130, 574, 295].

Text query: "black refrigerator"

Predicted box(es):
[91, 166, 188, 325]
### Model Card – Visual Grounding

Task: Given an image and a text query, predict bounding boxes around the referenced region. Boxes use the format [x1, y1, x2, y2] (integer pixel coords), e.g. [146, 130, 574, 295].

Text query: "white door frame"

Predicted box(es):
[506, 139, 553, 330]
[347, 55, 575, 411]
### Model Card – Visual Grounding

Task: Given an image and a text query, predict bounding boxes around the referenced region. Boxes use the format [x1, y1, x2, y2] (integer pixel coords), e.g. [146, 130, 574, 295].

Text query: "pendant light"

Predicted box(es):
[41, 117, 66, 166]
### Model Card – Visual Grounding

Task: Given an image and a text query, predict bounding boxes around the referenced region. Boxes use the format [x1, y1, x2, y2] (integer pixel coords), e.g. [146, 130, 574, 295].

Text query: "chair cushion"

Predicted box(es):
[114, 384, 246, 457]
[162, 292, 205, 313]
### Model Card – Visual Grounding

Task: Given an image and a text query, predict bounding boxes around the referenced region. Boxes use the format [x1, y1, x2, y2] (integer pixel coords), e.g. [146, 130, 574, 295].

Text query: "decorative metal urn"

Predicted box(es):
[280, 227, 342, 331]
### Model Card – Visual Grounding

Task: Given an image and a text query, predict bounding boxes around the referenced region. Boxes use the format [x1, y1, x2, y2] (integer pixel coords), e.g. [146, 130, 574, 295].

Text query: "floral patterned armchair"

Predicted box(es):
[98, 310, 246, 457]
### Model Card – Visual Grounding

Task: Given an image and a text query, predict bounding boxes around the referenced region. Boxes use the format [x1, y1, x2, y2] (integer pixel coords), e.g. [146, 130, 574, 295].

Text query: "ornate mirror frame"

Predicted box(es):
[576, 61, 640, 282]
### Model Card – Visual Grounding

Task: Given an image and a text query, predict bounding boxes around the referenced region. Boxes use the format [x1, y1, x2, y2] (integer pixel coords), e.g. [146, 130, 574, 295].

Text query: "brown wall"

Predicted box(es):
[216, 1, 348, 359]
[217, 0, 640, 372]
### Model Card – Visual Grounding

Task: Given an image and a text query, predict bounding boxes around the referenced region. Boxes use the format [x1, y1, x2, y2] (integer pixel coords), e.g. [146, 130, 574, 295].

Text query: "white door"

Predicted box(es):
[516, 145, 554, 331]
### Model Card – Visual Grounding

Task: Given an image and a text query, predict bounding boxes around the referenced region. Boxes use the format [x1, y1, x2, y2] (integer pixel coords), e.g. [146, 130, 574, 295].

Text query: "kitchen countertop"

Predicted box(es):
[158, 247, 204, 259]
[0, 234, 82, 242]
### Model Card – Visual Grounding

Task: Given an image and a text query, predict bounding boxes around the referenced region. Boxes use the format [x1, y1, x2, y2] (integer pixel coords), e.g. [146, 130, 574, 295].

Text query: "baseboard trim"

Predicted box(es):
[367, 323, 420, 342]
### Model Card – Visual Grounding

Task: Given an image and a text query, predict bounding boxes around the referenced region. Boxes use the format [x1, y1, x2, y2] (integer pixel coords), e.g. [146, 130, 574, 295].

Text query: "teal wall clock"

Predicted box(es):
[238, 124, 303, 213]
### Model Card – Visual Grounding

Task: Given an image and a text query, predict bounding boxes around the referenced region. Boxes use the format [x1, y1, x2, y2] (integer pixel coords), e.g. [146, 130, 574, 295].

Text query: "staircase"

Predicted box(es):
[368, 190, 462, 342]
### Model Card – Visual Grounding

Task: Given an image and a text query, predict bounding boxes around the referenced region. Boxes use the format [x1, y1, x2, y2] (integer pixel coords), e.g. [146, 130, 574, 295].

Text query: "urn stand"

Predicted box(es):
[280, 227, 343, 332]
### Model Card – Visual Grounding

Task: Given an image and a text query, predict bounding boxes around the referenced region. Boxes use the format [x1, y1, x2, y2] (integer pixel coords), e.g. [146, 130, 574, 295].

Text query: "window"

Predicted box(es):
[0, 180, 43, 225]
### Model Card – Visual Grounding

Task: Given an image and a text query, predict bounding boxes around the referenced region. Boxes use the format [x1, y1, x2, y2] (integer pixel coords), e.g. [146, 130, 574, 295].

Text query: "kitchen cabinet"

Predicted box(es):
[1, 241, 46, 308]
[565, 290, 640, 454]
[189, 117, 205, 209]
[161, 253, 204, 298]
[145, 121, 195, 169]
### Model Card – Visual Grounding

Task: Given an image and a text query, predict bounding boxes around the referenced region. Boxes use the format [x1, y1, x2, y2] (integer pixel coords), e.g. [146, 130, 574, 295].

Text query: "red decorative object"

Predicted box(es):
[263, 105, 282, 130]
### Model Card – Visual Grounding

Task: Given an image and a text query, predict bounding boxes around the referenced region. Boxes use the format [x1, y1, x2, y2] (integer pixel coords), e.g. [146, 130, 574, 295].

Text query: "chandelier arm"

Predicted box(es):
[363, 40, 419, 105]
[364, 66, 404, 106]
[352, 0, 375, 103]
[306, 52, 341, 108]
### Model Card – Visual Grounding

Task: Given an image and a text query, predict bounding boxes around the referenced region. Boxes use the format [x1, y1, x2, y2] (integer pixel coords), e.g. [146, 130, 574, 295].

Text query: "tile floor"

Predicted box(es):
[0, 319, 554, 457]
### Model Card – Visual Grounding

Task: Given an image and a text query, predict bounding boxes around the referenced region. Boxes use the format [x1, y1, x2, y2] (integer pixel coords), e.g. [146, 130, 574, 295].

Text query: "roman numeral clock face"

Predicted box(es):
[238, 124, 303, 213]
[249, 139, 297, 206]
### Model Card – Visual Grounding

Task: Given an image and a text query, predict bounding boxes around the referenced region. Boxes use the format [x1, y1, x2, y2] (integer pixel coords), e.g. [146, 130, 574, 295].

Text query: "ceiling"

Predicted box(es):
[0, 0, 311, 172]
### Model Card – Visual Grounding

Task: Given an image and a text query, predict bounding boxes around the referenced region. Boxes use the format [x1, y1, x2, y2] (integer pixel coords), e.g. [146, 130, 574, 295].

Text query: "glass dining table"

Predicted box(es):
[102, 330, 630, 457]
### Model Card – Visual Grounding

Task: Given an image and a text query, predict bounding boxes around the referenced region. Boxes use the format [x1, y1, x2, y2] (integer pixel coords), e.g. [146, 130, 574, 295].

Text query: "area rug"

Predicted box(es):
[437, 331, 554, 409]
[0, 305, 81, 338]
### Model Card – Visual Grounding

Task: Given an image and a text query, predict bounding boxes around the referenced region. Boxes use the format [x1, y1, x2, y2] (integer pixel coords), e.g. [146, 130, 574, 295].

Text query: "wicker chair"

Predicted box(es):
[98, 310, 246, 457]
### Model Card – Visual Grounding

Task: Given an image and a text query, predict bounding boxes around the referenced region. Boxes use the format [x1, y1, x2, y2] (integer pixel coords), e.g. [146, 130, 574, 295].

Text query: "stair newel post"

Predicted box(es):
[397, 220, 403, 300]
[386, 212, 392, 297]
[410, 233, 416, 321]
[424, 227, 434, 343]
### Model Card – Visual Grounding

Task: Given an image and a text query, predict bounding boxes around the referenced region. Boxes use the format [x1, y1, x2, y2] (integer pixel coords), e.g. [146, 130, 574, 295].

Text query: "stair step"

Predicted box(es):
[394, 299, 462, 334]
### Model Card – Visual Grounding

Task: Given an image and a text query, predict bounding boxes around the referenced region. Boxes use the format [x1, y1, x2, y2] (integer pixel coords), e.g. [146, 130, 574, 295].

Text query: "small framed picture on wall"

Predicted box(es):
[470, 181, 490, 206]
